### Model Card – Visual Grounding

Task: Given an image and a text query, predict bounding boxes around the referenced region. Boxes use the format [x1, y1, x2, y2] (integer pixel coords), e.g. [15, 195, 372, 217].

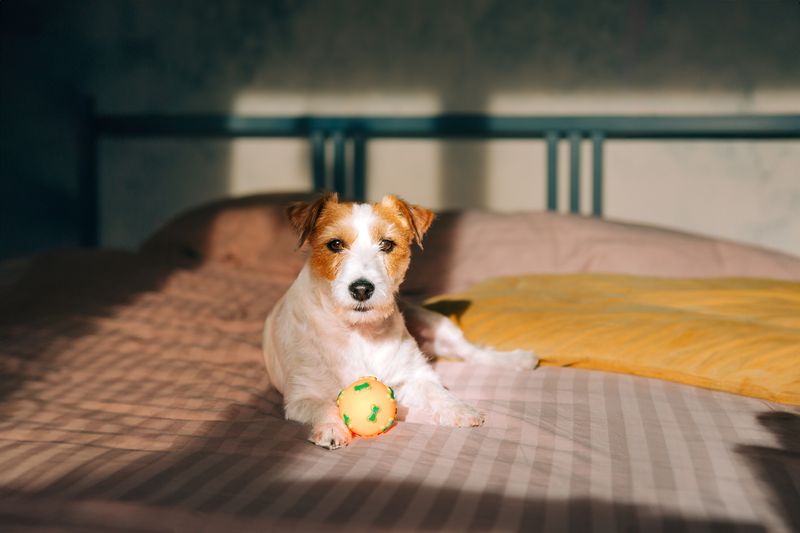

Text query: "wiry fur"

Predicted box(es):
[263, 194, 538, 449]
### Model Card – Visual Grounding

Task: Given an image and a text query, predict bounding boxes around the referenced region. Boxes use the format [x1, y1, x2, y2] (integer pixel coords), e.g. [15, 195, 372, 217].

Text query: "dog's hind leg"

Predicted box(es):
[400, 301, 539, 370]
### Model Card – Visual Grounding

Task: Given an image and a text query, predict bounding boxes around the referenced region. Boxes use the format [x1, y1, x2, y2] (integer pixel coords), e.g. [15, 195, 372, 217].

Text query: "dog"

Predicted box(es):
[262, 193, 538, 449]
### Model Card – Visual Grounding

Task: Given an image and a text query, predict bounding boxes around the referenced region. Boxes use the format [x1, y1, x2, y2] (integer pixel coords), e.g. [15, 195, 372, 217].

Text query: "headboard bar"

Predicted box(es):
[569, 132, 582, 214]
[95, 114, 800, 139]
[545, 132, 559, 211]
[83, 105, 800, 247]
[592, 133, 605, 217]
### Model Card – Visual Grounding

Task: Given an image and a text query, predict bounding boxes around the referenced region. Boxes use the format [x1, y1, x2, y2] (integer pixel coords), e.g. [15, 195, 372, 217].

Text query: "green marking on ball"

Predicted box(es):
[368, 404, 380, 422]
[343, 413, 350, 427]
[354, 381, 370, 392]
[388, 386, 395, 400]
[381, 418, 395, 433]
[336, 390, 343, 401]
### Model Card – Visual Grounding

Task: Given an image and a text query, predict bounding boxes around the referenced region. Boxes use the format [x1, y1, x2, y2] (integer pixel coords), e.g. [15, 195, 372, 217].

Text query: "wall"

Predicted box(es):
[2, 0, 799, 259]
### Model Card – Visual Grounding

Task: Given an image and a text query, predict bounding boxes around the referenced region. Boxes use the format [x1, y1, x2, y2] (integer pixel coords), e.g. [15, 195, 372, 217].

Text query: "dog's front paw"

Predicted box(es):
[309, 422, 352, 450]
[434, 402, 485, 428]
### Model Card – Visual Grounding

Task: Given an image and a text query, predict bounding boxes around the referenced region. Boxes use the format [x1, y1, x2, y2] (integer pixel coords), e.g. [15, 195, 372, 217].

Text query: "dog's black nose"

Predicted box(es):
[348, 279, 375, 302]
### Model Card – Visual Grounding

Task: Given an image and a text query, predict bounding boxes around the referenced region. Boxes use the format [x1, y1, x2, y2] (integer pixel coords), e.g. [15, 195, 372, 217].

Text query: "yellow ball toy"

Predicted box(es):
[337, 376, 397, 437]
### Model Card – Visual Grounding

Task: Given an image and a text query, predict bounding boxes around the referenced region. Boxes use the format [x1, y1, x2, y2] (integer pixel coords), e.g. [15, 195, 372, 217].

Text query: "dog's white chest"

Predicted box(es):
[333, 329, 408, 386]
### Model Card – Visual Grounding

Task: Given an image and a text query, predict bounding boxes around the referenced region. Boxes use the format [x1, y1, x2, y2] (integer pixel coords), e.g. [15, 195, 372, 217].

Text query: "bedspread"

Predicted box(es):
[1, 250, 798, 532]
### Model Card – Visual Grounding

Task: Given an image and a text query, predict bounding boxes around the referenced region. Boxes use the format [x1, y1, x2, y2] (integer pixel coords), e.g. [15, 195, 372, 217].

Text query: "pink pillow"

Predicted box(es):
[142, 192, 315, 279]
[404, 211, 800, 296]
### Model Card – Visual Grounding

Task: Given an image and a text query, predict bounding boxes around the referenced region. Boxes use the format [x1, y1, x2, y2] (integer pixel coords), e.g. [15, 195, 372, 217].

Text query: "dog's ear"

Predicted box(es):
[287, 192, 338, 248]
[380, 195, 435, 249]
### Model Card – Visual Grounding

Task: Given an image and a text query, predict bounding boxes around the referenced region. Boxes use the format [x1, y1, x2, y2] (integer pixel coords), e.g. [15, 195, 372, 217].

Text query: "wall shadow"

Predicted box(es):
[4, 0, 800, 258]
[435, 109, 490, 211]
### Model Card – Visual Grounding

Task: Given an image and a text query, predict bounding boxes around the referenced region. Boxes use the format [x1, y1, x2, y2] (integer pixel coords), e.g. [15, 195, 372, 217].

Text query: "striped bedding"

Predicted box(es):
[1, 249, 798, 532]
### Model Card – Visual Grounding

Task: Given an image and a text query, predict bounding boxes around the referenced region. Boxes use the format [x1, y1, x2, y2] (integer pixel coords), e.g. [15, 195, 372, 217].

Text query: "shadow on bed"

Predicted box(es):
[736, 411, 800, 532]
[0, 397, 769, 532]
[0, 192, 315, 402]
[0, 249, 181, 401]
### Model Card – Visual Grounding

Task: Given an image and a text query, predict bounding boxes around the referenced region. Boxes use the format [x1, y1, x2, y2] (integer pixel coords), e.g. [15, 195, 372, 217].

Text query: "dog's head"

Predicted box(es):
[287, 193, 434, 324]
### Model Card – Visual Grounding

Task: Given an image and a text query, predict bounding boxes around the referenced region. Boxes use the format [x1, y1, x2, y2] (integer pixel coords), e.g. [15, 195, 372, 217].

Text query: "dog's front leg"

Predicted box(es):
[398, 369, 485, 428]
[284, 394, 351, 450]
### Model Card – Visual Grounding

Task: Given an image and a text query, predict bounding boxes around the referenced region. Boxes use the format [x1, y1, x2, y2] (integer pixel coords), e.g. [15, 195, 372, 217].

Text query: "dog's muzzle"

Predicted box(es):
[348, 279, 375, 302]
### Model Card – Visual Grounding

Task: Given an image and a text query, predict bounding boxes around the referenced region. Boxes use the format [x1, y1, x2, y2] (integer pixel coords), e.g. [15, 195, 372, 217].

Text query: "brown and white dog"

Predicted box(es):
[262, 193, 537, 449]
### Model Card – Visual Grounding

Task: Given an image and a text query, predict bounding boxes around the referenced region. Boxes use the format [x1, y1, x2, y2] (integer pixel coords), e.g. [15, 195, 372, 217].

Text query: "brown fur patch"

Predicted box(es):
[308, 201, 357, 281]
[287, 192, 338, 248]
[379, 195, 435, 249]
[372, 202, 415, 282]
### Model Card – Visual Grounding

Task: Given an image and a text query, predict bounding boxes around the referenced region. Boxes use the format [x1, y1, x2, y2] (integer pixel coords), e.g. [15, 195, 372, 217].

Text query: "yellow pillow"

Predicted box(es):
[425, 274, 800, 405]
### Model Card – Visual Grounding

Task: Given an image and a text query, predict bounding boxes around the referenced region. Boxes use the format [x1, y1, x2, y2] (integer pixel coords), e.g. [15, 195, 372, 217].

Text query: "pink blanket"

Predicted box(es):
[1, 194, 798, 531]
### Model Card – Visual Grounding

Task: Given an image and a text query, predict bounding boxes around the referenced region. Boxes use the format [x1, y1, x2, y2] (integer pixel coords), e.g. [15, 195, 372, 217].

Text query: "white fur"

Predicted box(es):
[263, 202, 537, 449]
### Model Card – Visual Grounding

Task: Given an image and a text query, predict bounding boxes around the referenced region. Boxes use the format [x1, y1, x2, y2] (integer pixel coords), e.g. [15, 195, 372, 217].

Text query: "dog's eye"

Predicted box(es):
[379, 239, 395, 253]
[326, 239, 345, 253]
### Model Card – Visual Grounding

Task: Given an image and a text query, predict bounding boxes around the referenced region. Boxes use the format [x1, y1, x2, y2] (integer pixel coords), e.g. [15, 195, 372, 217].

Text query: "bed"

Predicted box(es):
[1, 112, 799, 531]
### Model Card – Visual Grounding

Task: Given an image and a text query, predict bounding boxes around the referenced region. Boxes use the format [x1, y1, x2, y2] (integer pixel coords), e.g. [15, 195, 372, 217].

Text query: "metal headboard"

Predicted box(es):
[80, 100, 800, 247]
